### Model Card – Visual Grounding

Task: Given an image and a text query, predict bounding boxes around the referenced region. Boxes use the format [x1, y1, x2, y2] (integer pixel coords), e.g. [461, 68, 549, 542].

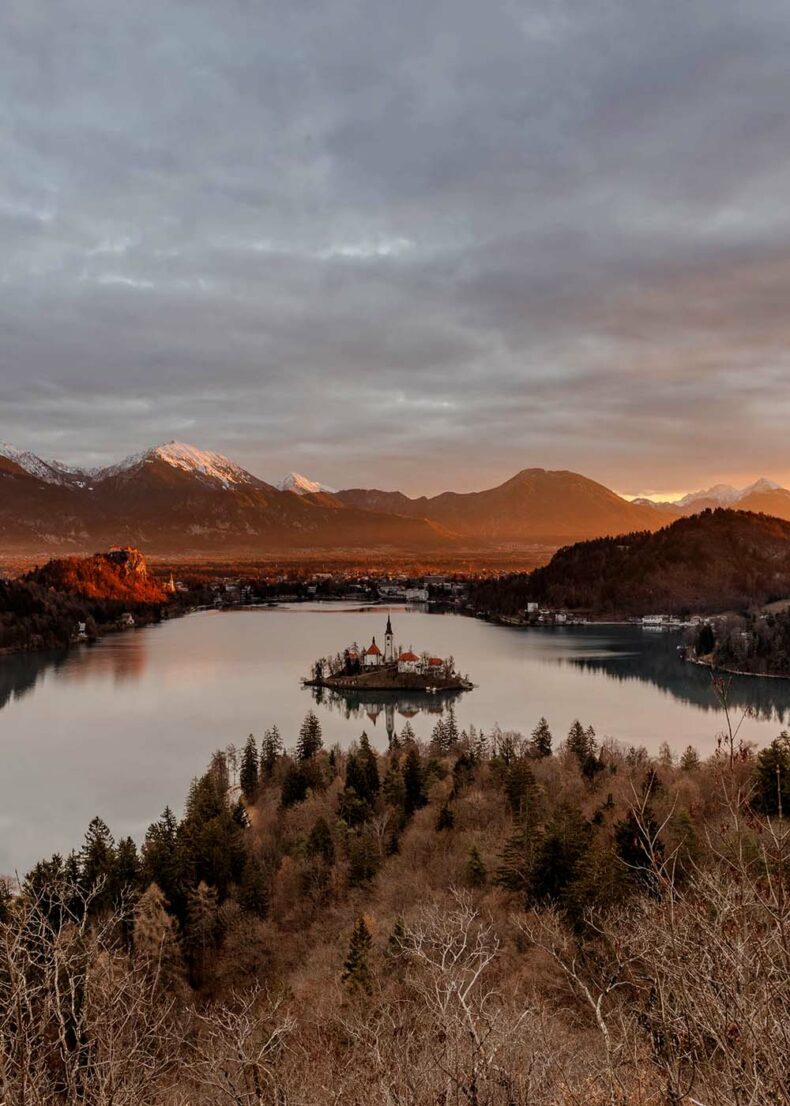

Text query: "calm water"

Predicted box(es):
[3, 604, 790, 875]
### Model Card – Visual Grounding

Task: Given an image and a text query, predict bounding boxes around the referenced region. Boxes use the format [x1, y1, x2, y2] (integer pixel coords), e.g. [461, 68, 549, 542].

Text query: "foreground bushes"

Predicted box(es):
[2, 714, 789, 1104]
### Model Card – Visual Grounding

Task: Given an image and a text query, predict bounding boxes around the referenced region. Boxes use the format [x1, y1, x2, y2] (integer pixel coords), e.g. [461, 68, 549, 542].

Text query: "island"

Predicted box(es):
[303, 614, 474, 692]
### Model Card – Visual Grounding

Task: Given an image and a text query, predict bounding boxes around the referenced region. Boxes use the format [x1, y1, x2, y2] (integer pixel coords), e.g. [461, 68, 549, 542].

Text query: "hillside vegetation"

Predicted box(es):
[3, 710, 789, 1105]
[0, 548, 173, 652]
[470, 508, 790, 617]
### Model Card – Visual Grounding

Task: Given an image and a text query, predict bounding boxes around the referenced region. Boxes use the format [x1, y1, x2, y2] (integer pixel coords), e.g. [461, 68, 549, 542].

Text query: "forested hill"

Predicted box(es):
[0, 548, 181, 653]
[468, 509, 790, 617]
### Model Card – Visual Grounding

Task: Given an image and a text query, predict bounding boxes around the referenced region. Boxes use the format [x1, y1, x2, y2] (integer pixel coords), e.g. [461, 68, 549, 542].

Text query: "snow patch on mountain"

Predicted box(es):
[278, 472, 337, 495]
[674, 478, 785, 508]
[93, 441, 260, 489]
[0, 442, 80, 485]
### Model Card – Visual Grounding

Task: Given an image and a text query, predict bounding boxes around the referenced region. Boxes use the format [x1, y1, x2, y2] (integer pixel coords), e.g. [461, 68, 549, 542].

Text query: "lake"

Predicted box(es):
[3, 603, 790, 875]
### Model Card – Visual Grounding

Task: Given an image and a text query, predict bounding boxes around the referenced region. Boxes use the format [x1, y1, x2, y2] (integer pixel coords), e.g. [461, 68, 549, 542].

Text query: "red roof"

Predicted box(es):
[399, 650, 420, 662]
[365, 641, 382, 656]
[426, 657, 444, 666]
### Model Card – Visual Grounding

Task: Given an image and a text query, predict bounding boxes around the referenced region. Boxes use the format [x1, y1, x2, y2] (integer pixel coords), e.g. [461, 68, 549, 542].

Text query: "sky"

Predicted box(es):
[2, 0, 790, 498]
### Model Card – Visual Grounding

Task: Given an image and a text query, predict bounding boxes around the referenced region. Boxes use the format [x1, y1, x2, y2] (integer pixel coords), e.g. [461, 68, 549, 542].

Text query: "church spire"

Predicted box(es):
[386, 613, 393, 635]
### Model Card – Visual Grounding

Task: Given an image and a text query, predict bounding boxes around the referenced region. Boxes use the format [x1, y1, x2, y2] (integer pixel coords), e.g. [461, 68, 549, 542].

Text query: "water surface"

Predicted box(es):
[2, 605, 789, 874]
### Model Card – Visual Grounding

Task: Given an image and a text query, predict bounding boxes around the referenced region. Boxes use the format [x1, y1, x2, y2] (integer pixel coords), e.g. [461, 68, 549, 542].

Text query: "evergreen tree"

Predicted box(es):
[0, 879, 11, 924]
[342, 916, 374, 993]
[444, 706, 460, 748]
[436, 802, 455, 831]
[296, 711, 323, 760]
[751, 733, 790, 815]
[281, 762, 311, 807]
[386, 916, 407, 959]
[80, 816, 116, 911]
[358, 732, 380, 799]
[240, 734, 259, 801]
[614, 808, 664, 892]
[465, 845, 488, 888]
[400, 721, 416, 744]
[403, 745, 427, 817]
[259, 725, 283, 781]
[141, 808, 187, 920]
[528, 803, 593, 919]
[566, 720, 594, 764]
[495, 821, 535, 893]
[680, 745, 700, 771]
[529, 717, 553, 758]
[307, 816, 335, 865]
[504, 758, 537, 818]
[347, 828, 381, 887]
[383, 760, 406, 809]
[430, 717, 449, 754]
[236, 854, 269, 917]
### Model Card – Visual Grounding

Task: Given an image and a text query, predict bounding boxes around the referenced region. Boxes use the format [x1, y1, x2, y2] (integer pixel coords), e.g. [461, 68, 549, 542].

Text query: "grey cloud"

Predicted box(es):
[2, 0, 790, 495]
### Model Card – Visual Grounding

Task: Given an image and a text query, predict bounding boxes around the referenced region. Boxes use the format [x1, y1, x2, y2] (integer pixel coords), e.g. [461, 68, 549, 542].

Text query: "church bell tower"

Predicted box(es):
[384, 614, 394, 663]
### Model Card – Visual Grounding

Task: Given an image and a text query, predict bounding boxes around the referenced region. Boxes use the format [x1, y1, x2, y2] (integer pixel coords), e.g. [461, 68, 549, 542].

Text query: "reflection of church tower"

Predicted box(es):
[384, 614, 395, 663]
[385, 701, 395, 746]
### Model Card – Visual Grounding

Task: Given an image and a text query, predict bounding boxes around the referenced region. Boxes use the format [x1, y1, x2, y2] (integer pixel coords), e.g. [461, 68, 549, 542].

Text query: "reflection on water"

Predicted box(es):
[309, 685, 467, 744]
[564, 631, 790, 726]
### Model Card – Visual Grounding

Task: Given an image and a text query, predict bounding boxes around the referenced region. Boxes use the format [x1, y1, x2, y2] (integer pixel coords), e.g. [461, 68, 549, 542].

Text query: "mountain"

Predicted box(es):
[0, 441, 453, 555]
[338, 468, 674, 543]
[654, 478, 789, 516]
[469, 509, 790, 617]
[278, 472, 338, 495]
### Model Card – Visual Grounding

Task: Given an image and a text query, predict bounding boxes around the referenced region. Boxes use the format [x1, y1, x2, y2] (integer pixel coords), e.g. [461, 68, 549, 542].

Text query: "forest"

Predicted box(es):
[0, 551, 208, 653]
[2, 706, 789, 1105]
[469, 508, 790, 617]
[691, 608, 790, 676]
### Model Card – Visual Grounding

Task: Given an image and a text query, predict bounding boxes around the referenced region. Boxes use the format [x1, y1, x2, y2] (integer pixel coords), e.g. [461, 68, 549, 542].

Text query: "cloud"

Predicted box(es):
[2, 0, 790, 494]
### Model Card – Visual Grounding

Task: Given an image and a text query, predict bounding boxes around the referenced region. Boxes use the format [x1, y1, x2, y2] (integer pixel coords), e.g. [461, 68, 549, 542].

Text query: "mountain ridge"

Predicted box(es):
[3, 438, 790, 556]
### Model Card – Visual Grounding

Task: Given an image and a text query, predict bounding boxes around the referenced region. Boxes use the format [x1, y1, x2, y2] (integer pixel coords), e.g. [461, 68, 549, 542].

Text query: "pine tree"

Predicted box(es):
[436, 802, 455, 831]
[403, 745, 427, 817]
[504, 758, 537, 818]
[80, 816, 116, 910]
[495, 821, 535, 892]
[307, 816, 335, 865]
[465, 845, 488, 888]
[296, 711, 323, 760]
[240, 734, 259, 801]
[444, 705, 460, 748]
[237, 854, 269, 917]
[259, 725, 283, 781]
[400, 721, 416, 744]
[680, 745, 700, 771]
[430, 717, 448, 754]
[566, 720, 593, 763]
[751, 733, 790, 815]
[342, 916, 373, 993]
[383, 760, 406, 809]
[614, 808, 664, 892]
[530, 717, 553, 758]
[386, 916, 407, 959]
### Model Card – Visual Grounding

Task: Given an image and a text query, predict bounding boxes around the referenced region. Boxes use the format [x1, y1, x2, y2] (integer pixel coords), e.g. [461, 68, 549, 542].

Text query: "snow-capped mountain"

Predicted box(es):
[671, 478, 784, 510]
[0, 443, 81, 486]
[92, 441, 263, 490]
[277, 472, 337, 495]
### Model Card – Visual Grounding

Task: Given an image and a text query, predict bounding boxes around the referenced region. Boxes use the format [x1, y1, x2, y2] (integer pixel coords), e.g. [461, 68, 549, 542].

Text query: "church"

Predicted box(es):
[363, 615, 445, 676]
